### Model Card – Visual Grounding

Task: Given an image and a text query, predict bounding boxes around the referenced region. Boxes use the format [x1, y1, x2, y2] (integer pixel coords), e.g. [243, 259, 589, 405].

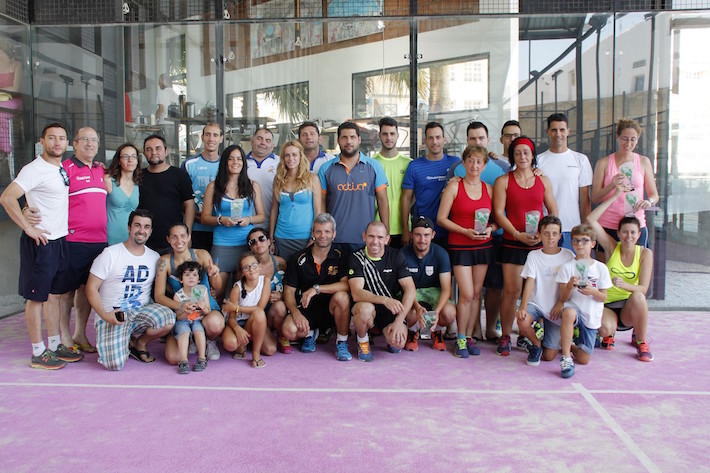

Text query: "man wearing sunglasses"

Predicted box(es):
[1, 123, 83, 369]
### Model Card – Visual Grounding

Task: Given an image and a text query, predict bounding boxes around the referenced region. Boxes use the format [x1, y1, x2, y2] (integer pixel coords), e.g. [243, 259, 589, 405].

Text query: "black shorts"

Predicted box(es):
[300, 294, 334, 329]
[483, 235, 504, 289]
[450, 246, 493, 266]
[19, 234, 71, 301]
[500, 245, 536, 266]
[190, 230, 213, 252]
[374, 303, 398, 331]
[67, 241, 107, 290]
[605, 300, 633, 331]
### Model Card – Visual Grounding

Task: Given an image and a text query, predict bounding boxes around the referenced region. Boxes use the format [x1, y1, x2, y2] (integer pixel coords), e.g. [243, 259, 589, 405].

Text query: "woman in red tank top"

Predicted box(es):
[492, 137, 557, 356]
[438, 145, 498, 358]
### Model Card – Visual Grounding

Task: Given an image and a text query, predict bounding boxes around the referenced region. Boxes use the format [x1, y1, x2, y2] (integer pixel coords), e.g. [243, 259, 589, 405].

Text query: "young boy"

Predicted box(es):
[173, 261, 210, 374]
[551, 224, 612, 378]
[516, 216, 575, 366]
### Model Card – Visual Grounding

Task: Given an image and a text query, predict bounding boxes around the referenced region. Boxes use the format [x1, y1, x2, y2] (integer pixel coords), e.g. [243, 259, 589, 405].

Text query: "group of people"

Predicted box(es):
[0, 111, 658, 378]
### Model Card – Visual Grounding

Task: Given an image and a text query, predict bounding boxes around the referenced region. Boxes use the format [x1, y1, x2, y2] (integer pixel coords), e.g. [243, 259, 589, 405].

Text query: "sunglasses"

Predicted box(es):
[248, 235, 268, 246]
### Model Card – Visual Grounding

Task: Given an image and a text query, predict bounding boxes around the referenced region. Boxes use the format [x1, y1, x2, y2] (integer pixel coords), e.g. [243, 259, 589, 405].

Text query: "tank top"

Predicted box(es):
[503, 172, 544, 250]
[605, 243, 642, 303]
[274, 188, 314, 240]
[235, 274, 265, 322]
[598, 153, 646, 229]
[213, 196, 254, 246]
[448, 179, 493, 251]
[167, 249, 220, 310]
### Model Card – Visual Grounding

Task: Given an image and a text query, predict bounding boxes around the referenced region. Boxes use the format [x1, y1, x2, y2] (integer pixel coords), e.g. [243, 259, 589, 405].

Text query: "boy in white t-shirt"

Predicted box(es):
[516, 216, 574, 366]
[551, 224, 612, 378]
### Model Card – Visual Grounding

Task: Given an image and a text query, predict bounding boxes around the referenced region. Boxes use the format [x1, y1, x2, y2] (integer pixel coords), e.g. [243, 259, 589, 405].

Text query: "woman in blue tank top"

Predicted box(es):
[269, 140, 322, 261]
[201, 144, 265, 300]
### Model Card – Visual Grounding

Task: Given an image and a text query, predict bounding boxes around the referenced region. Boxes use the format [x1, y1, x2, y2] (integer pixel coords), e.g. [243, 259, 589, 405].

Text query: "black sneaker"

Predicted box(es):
[54, 344, 84, 363]
[516, 336, 533, 352]
[316, 327, 333, 345]
[31, 349, 67, 370]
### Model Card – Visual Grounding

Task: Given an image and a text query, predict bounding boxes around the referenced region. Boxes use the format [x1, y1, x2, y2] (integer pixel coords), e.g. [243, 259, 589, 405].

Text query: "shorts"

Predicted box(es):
[174, 317, 205, 337]
[601, 226, 649, 250]
[559, 232, 573, 252]
[416, 287, 441, 309]
[299, 294, 334, 329]
[67, 241, 107, 290]
[542, 309, 597, 356]
[19, 234, 72, 301]
[211, 244, 248, 273]
[388, 235, 403, 249]
[500, 245, 536, 265]
[190, 230, 213, 252]
[94, 302, 175, 371]
[525, 303, 546, 323]
[483, 235, 504, 289]
[373, 303, 399, 331]
[604, 300, 632, 331]
[450, 246, 493, 266]
[274, 237, 309, 262]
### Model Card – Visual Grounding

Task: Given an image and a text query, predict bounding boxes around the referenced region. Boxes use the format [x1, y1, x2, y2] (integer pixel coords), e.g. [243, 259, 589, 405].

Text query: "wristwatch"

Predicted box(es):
[313, 284, 321, 295]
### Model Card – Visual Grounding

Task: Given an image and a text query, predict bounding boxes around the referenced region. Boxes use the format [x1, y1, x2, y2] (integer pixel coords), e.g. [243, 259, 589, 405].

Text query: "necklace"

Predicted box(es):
[514, 171, 535, 189]
[463, 178, 480, 187]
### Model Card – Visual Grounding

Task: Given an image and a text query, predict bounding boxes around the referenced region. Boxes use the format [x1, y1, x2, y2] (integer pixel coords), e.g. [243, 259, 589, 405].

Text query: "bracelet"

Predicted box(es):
[217, 215, 222, 226]
[248, 216, 252, 224]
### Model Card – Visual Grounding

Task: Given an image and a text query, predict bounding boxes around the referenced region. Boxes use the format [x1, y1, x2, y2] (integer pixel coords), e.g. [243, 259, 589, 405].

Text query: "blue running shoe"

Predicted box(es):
[386, 344, 401, 353]
[466, 337, 480, 356]
[335, 341, 352, 361]
[357, 341, 373, 362]
[301, 329, 318, 353]
[560, 355, 575, 378]
[454, 338, 469, 358]
[527, 345, 542, 366]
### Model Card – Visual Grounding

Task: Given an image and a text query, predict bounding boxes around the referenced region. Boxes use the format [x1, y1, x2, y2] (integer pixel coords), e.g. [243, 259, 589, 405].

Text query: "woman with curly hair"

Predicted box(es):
[269, 140, 322, 260]
[105, 143, 142, 245]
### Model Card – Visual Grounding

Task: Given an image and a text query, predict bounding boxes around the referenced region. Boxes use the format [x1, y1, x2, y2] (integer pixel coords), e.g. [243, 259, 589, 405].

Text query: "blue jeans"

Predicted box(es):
[174, 318, 205, 337]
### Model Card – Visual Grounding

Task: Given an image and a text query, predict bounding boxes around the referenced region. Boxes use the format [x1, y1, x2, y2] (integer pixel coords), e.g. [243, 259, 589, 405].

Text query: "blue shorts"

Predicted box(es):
[542, 310, 597, 356]
[525, 303, 546, 322]
[211, 244, 248, 274]
[602, 226, 649, 249]
[19, 234, 72, 301]
[67, 241, 107, 290]
[174, 318, 205, 337]
[560, 232, 574, 252]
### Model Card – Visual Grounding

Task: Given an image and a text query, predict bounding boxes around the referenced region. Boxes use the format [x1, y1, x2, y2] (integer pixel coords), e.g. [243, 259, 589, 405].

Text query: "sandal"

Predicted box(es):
[193, 358, 207, 372]
[232, 348, 246, 360]
[129, 345, 155, 363]
[178, 360, 189, 374]
[73, 342, 97, 353]
[251, 358, 266, 369]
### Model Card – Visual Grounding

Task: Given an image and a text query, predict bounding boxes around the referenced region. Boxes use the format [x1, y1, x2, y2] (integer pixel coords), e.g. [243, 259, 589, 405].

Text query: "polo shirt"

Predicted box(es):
[400, 242, 451, 289]
[284, 246, 348, 298]
[182, 154, 220, 232]
[63, 156, 107, 243]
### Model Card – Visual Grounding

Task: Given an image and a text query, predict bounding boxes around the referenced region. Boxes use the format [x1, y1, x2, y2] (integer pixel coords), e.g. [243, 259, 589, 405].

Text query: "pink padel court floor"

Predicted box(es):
[0, 310, 708, 472]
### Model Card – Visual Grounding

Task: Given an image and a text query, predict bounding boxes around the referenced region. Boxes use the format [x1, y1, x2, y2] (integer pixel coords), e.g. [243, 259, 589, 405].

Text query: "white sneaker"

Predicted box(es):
[206, 339, 220, 361]
[188, 340, 197, 355]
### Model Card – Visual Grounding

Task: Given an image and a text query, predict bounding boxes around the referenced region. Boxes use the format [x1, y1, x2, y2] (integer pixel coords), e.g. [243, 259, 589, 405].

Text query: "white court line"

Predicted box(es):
[1, 381, 710, 397]
[574, 383, 661, 473]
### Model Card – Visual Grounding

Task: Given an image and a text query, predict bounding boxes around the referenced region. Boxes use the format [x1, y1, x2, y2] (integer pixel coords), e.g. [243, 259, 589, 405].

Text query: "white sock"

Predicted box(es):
[357, 334, 369, 344]
[336, 333, 348, 343]
[48, 335, 61, 351]
[32, 342, 46, 357]
[410, 322, 420, 332]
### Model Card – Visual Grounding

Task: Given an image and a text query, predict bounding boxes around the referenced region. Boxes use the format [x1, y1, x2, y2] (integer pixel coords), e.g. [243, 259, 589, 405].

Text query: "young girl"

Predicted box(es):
[221, 252, 277, 368]
[173, 261, 211, 374]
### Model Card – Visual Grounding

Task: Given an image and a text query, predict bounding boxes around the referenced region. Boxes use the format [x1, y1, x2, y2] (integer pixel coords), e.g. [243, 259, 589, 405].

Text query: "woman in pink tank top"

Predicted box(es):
[591, 118, 659, 247]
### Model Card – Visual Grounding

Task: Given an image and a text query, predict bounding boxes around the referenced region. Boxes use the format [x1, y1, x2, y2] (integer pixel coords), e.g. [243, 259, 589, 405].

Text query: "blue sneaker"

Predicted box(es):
[386, 344, 401, 353]
[497, 335, 512, 356]
[454, 338, 469, 358]
[357, 341, 373, 362]
[560, 355, 575, 378]
[335, 341, 352, 361]
[466, 337, 480, 356]
[301, 329, 318, 353]
[527, 345, 543, 366]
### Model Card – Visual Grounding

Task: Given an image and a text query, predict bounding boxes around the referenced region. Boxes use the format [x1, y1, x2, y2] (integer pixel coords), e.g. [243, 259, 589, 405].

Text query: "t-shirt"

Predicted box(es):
[284, 246, 348, 299]
[13, 156, 68, 240]
[520, 248, 575, 319]
[156, 87, 178, 122]
[537, 148, 593, 232]
[348, 246, 409, 298]
[373, 152, 411, 236]
[401, 154, 460, 236]
[89, 243, 160, 313]
[182, 154, 220, 233]
[246, 152, 279, 231]
[138, 166, 194, 251]
[318, 153, 388, 245]
[400, 243, 451, 289]
[63, 157, 107, 243]
[556, 258, 612, 329]
[309, 150, 334, 175]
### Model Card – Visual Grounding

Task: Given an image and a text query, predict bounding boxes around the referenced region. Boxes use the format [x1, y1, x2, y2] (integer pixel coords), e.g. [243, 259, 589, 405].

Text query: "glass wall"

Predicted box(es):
[1, 10, 709, 311]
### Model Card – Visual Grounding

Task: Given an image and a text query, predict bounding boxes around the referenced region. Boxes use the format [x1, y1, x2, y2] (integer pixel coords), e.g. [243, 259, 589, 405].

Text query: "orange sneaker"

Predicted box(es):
[431, 330, 446, 351]
[404, 330, 419, 351]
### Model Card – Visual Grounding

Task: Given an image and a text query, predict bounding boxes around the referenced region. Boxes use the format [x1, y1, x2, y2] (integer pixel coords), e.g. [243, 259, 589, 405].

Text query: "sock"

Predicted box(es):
[357, 334, 369, 344]
[336, 333, 348, 343]
[457, 333, 466, 340]
[410, 322, 420, 332]
[48, 335, 61, 351]
[307, 329, 315, 338]
[32, 342, 46, 357]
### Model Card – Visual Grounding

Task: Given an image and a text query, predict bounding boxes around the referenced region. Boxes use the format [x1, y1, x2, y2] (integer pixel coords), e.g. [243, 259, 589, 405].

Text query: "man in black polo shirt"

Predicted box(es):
[282, 213, 351, 359]
[348, 221, 416, 362]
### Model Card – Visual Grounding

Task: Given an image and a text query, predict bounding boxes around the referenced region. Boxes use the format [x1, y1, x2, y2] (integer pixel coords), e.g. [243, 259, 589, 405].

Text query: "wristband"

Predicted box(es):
[217, 215, 222, 225]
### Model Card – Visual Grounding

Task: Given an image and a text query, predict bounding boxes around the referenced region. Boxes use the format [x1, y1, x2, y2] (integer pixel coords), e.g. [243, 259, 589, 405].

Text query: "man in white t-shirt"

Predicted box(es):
[246, 127, 280, 233]
[85, 209, 175, 371]
[0, 122, 83, 369]
[537, 113, 593, 251]
[155, 73, 178, 124]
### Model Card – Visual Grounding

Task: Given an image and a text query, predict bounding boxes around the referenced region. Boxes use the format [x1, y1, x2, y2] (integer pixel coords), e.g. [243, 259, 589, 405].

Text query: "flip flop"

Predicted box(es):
[73, 342, 97, 354]
[251, 358, 265, 368]
[232, 349, 246, 360]
[129, 345, 155, 363]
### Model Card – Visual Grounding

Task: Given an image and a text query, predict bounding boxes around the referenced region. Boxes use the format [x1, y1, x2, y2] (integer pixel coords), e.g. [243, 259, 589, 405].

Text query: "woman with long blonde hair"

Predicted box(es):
[270, 140, 322, 260]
